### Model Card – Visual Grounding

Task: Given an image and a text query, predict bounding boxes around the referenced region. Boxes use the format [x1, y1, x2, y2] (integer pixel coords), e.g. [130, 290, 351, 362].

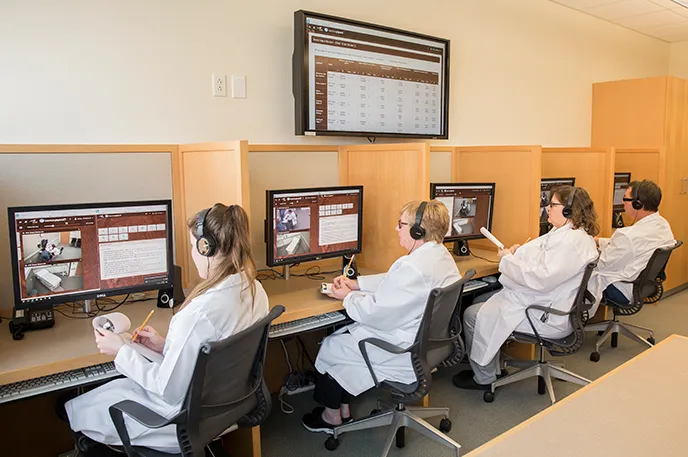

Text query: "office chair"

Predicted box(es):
[586, 240, 683, 362]
[484, 262, 597, 405]
[99, 305, 284, 457]
[322, 270, 476, 457]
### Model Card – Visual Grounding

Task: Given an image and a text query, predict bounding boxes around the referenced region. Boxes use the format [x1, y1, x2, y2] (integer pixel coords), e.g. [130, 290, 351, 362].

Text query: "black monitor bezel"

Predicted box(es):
[266, 185, 363, 267]
[430, 182, 496, 242]
[7, 199, 174, 310]
[293, 9, 451, 139]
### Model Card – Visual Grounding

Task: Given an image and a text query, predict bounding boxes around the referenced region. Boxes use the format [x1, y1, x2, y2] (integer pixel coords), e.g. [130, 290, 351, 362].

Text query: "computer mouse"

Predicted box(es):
[482, 276, 498, 284]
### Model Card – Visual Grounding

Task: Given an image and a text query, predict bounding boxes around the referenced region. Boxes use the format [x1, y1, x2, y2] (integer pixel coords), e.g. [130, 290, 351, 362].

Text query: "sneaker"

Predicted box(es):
[302, 411, 342, 434]
[310, 406, 353, 424]
[451, 370, 492, 391]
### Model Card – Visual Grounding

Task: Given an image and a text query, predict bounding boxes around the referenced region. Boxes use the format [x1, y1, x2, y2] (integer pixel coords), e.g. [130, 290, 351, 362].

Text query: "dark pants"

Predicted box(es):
[314, 372, 352, 409]
[604, 284, 630, 305]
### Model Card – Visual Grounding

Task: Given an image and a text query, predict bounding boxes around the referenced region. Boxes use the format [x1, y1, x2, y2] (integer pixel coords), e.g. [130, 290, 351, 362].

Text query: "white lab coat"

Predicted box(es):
[314, 241, 461, 396]
[591, 212, 675, 313]
[66, 274, 269, 453]
[470, 223, 598, 366]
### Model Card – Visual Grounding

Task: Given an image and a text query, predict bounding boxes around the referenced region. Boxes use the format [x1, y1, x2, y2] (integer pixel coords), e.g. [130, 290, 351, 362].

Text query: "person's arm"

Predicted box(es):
[597, 237, 612, 250]
[356, 273, 387, 292]
[597, 232, 634, 276]
[499, 236, 592, 293]
[344, 264, 425, 331]
[114, 313, 215, 404]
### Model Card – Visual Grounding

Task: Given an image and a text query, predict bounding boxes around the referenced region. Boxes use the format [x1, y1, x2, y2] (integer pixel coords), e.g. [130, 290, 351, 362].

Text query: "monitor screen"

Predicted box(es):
[540, 178, 576, 226]
[613, 172, 631, 210]
[8, 200, 173, 309]
[430, 183, 495, 241]
[266, 186, 363, 267]
[293, 10, 450, 139]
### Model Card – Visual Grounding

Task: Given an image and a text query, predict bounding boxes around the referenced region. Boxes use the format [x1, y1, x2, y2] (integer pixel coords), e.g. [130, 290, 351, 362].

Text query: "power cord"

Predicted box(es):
[469, 247, 499, 264]
[292, 265, 341, 281]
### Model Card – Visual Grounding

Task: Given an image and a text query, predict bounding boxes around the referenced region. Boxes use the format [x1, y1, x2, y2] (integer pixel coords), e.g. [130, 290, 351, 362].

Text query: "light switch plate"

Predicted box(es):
[232, 75, 246, 99]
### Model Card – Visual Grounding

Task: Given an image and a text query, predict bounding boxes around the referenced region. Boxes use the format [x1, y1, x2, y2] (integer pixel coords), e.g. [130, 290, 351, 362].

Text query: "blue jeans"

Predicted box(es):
[603, 284, 630, 305]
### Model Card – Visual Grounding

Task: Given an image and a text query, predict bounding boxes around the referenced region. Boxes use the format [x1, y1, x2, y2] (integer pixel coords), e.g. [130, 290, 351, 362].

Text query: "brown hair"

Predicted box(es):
[628, 180, 662, 212]
[183, 204, 258, 308]
[400, 200, 450, 244]
[552, 186, 600, 237]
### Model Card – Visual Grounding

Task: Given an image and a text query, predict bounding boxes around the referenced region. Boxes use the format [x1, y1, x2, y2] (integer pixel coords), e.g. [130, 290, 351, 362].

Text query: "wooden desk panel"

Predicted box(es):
[466, 334, 688, 457]
[0, 300, 172, 385]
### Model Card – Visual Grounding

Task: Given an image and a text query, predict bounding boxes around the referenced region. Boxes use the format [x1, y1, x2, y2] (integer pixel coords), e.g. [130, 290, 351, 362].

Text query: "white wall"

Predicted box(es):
[670, 42, 688, 79]
[0, 0, 669, 147]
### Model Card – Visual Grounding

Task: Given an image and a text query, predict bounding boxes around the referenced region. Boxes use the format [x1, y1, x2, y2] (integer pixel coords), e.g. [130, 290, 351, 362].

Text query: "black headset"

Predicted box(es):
[196, 207, 217, 257]
[409, 201, 427, 241]
[562, 187, 577, 219]
[631, 182, 644, 210]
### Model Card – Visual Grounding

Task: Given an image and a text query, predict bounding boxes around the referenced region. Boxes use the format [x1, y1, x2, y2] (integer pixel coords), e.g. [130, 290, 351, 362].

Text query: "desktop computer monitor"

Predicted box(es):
[540, 178, 576, 236]
[430, 183, 496, 242]
[8, 200, 174, 309]
[266, 186, 363, 267]
[613, 172, 631, 228]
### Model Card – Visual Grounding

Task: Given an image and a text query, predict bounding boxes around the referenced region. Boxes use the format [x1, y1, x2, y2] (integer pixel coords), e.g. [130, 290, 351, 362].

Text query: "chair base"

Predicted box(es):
[585, 319, 654, 356]
[489, 350, 590, 404]
[328, 404, 460, 457]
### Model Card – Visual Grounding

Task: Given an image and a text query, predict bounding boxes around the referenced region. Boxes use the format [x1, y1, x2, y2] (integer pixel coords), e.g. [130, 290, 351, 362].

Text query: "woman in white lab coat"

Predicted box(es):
[453, 186, 599, 390]
[302, 200, 461, 434]
[65, 204, 269, 454]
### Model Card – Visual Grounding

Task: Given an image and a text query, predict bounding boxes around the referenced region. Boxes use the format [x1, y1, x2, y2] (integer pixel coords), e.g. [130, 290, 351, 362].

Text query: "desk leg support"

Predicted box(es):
[222, 426, 261, 457]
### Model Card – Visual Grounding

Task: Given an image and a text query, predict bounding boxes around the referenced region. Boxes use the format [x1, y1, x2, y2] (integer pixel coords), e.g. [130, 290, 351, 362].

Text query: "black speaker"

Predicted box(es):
[158, 265, 185, 308]
[453, 240, 470, 257]
[342, 254, 359, 279]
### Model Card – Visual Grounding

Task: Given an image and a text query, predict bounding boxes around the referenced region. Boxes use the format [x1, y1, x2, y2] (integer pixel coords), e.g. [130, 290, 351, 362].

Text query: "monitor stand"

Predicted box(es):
[453, 240, 470, 257]
[83, 299, 95, 314]
[283, 265, 291, 280]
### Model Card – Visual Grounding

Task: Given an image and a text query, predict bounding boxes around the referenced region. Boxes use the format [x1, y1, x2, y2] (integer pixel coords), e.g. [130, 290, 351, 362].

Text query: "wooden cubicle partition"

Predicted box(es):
[339, 142, 430, 272]
[542, 147, 615, 238]
[451, 146, 541, 250]
[172, 141, 250, 288]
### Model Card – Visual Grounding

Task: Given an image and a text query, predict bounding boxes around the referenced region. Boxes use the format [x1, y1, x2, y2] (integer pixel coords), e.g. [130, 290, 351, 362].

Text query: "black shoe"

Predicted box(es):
[302, 411, 341, 434]
[452, 370, 492, 391]
[310, 406, 353, 424]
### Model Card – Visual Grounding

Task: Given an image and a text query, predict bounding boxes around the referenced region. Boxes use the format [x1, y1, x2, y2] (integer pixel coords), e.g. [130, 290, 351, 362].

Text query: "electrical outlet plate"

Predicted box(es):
[212, 73, 226, 97]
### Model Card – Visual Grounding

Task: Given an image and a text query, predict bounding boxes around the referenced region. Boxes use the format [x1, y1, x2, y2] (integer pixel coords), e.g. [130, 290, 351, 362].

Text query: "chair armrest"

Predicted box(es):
[358, 338, 416, 388]
[109, 400, 184, 457]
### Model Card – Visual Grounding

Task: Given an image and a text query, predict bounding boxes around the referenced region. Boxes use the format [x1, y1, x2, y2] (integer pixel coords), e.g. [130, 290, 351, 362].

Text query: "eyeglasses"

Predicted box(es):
[397, 220, 409, 229]
[546, 202, 564, 209]
[622, 197, 634, 202]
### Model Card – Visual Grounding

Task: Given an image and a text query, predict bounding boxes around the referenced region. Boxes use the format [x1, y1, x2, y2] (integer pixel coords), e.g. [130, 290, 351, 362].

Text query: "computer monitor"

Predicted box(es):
[540, 178, 576, 236]
[430, 183, 496, 242]
[613, 172, 631, 228]
[266, 186, 363, 267]
[8, 200, 174, 310]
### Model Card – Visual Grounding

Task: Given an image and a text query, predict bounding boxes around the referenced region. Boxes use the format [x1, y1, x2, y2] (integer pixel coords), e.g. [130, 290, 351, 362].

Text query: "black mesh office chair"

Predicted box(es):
[103, 305, 285, 457]
[586, 241, 682, 362]
[484, 262, 597, 405]
[322, 270, 475, 457]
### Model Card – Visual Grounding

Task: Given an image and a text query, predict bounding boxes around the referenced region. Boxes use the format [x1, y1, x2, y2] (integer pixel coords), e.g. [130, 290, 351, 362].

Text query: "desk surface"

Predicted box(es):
[465, 334, 688, 457]
[0, 301, 173, 386]
[453, 247, 499, 278]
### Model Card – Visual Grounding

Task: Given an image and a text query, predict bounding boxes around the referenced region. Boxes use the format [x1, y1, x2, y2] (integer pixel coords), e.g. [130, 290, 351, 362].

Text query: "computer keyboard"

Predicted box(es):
[464, 279, 491, 293]
[269, 311, 347, 339]
[0, 361, 120, 404]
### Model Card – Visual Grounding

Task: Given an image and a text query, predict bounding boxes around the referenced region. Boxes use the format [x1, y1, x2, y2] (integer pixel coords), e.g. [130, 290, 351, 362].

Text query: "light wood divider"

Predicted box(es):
[451, 146, 541, 250]
[338, 142, 430, 272]
[172, 141, 250, 288]
[542, 147, 616, 238]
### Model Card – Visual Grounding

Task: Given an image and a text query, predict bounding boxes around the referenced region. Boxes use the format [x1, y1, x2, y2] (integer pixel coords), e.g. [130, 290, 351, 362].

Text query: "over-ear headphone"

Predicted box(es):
[409, 201, 427, 241]
[196, 207, 217, 257]
[562, 187, 577, 219]
[631, 183, 643, 210]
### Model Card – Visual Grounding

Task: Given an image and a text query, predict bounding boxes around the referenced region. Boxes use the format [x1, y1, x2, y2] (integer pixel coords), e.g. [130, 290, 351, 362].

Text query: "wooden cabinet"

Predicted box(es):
[592, 76, 688, 291]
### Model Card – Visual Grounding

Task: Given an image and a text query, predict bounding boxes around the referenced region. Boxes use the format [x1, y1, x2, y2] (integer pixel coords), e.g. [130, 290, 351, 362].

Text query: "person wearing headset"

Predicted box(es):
[302, 200, 461, 434]
[64, 204, 269, 454]
[592, 180, 675, 311]
[453, 186, 599, 391]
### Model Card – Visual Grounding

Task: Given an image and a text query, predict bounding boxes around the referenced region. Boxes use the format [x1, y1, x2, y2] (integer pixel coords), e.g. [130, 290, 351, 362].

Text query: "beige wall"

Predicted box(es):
[670, 42, 688, 79]
[0, 0, 669, 147]
[0, 153, 173, 311]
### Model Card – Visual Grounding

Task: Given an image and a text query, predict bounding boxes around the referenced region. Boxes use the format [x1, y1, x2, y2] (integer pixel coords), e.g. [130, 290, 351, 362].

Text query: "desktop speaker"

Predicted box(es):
[157, 265, 185, 308]
[342, 254, 359, 279]
[453, 240, 470, 257]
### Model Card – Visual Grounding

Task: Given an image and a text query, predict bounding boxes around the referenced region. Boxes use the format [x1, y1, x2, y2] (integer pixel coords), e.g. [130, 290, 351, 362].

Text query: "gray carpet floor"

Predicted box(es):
[260, 289, 688, 457]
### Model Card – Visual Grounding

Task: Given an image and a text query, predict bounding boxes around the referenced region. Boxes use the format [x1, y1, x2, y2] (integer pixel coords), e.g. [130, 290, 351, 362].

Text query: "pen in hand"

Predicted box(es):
[131, 309, 155, 343]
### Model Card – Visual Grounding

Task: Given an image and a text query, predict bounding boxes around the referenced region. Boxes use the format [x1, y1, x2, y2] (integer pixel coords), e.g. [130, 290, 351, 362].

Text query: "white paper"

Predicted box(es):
[99, 238, 167, 280]
[319, 214, 358, 246]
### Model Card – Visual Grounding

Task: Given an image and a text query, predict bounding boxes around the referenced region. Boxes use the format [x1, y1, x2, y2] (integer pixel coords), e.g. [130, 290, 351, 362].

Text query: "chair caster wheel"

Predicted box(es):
[590, 352, 600, 362]
[597, 331, 604, 336]
[439, 418, 452, 433]
[395, 427, 406, 448]
[325, 437, 339, 451]
[611, 332, 618, 348]
[483, 392, 494, 403]
[370, 408, 381, 415]
[647, 337, 655, 345]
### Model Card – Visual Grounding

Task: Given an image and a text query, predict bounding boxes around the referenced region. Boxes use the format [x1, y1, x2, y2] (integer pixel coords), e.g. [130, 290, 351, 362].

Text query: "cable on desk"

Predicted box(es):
[257, 268, 284, 281]
[469, 248, 499, 264]
[292, 265, 341, 281]
[96, 294, 130, 313]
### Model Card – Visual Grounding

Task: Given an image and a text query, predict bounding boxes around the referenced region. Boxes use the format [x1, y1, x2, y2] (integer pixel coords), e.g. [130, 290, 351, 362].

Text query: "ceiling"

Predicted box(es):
[550, 0, 688, 42]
